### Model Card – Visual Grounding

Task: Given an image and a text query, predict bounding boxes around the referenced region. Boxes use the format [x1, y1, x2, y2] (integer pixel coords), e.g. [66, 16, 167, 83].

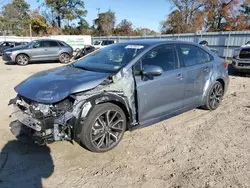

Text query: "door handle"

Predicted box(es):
[176, 74, 183, 80]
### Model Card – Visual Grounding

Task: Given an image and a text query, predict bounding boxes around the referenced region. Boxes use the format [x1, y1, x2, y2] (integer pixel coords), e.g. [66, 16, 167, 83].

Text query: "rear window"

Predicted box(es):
[48, 41, 59, 47]
[58, 41, 69, 47]
[15, 42, 22, 46]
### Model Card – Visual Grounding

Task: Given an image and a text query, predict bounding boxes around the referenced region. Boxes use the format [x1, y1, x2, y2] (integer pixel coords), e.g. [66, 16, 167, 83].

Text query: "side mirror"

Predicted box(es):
[142, 65, 163, 76]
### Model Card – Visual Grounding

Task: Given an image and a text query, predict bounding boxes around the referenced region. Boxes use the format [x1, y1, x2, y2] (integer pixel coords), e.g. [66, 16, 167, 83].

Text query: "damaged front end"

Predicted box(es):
[9, 95, 82, 144]
[8, 68, 137, 145]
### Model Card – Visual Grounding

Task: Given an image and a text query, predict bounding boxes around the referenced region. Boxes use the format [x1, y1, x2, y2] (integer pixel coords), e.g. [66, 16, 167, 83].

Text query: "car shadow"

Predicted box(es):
[0, 136, 54, 188]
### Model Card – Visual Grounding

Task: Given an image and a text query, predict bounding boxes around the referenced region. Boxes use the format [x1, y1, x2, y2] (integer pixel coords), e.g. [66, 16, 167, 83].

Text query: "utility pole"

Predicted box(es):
[29, 24, 32, 40]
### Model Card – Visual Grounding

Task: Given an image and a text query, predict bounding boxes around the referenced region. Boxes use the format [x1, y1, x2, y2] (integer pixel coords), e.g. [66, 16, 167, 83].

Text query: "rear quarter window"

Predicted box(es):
[58, 41, 69, 47]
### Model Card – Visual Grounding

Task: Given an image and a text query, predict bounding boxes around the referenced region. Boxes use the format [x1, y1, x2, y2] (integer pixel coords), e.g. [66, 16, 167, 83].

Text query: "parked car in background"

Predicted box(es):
[50, 35, 92, 52]
[9, 40, 229, 152]
[73, 45, 96, 60]
[93, 40, 116, 49]
[2, 39, 73, 65]
[232, 44, 250, 72]
[0, 41, 28, 55]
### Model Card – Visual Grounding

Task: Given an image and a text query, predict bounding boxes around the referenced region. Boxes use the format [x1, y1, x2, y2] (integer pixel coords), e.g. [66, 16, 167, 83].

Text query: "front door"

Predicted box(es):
[29, 40, 50, 60]
[135, 44, 186, 125]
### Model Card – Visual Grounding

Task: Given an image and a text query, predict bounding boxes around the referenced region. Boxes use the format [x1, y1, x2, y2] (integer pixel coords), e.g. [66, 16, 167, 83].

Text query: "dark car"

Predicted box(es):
[9, 40, 229, 152]
[2, 39, 73, 65]
[0, 41, 28, 56]
[232, 43, 250, 72]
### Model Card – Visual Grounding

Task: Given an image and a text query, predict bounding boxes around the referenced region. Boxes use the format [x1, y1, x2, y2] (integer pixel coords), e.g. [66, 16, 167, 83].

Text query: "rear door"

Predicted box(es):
[177, 44, 213, 107]
[134, 44, 186, 124]
[47, 40, 61, 59]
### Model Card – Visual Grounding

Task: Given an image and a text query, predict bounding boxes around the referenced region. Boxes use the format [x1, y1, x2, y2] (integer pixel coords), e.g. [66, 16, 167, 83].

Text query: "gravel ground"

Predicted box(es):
[0, 60, 250, 188]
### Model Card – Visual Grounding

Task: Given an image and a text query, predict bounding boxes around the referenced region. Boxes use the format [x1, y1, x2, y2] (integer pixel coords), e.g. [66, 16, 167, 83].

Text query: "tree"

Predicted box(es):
[133, 27, 158, 36]
[94, 10, 116, 36]
[169, 0, 206, 32]
[161, 10, 187, 34]
[30, 12, 51, 36]
[204, 0, 240, 31]
[114, 19, 134, 36]
[240, 0, 250, 16]
[1, 0, 30, 35]
[44, 0, 87, 28]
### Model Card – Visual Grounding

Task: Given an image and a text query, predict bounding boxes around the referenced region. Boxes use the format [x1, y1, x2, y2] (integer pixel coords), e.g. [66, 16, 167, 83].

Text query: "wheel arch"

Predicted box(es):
[202, 76, 226, 102]
[15, 53, 30, 61]
[59, 51, 71, 57]
[216, 78, 225, 92]
[73, 92, 133, 142]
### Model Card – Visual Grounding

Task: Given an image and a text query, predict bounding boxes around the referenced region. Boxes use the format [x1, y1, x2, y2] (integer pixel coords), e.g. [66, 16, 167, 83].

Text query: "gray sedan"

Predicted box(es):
[9, 40, 229, 152]
[2, 39, 73, 65]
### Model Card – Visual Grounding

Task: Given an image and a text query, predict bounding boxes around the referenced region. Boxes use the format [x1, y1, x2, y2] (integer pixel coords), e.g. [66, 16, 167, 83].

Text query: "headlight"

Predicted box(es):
[233, 48, 241, 57]
[5, 51, 12, 55]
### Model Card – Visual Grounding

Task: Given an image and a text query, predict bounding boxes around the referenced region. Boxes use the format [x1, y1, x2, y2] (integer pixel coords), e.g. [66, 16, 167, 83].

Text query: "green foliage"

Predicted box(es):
[114, 19, 134, 36]
[94, 10, 116, 36]
[30, 12, 50, 36]
[45, 0, 87, 28]
[1, 0, 30, 36]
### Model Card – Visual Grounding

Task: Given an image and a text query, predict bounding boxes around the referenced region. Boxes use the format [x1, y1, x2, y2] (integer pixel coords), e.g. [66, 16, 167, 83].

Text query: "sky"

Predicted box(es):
[22, 0, 172, 32]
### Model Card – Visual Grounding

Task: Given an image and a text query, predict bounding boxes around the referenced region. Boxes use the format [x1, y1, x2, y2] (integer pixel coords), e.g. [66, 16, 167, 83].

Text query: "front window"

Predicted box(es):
[73, 44, 147, 73]
[25, 41, 36, 48]
[93, 41, 101, 45]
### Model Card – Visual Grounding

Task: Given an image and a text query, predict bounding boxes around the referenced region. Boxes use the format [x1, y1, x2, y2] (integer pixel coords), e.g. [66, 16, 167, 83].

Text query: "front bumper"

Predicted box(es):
[232, 58, 250, 70]
[2, 53, 14, 62]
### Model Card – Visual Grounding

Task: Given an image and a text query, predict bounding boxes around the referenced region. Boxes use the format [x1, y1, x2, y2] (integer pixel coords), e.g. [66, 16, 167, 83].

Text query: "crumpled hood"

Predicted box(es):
[15, 65, 111, 103]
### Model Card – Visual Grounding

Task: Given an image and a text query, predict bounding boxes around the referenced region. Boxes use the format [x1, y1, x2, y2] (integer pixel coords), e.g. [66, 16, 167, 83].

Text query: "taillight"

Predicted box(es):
[224, 62, 228, 69]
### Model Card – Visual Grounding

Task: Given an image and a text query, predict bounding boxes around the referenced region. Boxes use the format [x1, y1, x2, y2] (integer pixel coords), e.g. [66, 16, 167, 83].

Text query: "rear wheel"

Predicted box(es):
[80, 103, 126, 152]
[16, 54, 29, 66]
[204, 81, 224, 110]
[59, 53, 70, 64]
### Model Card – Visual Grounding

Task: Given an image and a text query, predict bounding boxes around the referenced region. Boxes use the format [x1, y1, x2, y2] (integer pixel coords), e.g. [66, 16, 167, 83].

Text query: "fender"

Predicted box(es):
[73, 92, 133, 143]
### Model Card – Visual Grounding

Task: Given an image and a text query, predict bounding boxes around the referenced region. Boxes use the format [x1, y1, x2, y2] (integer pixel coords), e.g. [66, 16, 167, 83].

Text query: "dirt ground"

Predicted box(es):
[0, 60, 250, 188]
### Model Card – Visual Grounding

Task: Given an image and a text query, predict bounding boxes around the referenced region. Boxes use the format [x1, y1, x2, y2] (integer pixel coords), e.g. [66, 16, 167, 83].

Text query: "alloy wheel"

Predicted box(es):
[60, 53, 70, 63]
[17, 55, 28, 65]
[209, 84, 223, 109]
[91, 110, 125, 150]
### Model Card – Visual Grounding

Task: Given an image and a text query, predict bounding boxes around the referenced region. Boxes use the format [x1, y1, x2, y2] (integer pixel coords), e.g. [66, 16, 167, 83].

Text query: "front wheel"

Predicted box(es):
[16, 54, 29, 66]
[80, 103, 127, 152]
[204, 81, 224, 110]
[59, 53, 70, 64]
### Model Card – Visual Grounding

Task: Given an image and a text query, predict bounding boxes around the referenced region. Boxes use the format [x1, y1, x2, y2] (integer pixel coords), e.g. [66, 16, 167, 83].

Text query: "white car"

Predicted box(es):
[93, 40, 116, 49]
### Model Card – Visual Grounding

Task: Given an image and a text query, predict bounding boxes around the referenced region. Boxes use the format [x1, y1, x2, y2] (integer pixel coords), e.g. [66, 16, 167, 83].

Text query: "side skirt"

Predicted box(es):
[130, 103, 204, 131]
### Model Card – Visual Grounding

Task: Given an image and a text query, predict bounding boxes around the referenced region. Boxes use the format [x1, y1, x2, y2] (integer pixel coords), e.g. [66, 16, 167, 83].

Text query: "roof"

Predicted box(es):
[31, 38, 63, 42]
[119, 39, 197, 46]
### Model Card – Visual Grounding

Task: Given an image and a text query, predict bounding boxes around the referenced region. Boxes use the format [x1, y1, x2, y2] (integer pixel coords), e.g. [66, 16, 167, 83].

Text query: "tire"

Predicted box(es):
[59, 53, 70, 64]
[16, 54, 29, 66]
[204, 81, 224, 110]
[80, 103, 127, 152]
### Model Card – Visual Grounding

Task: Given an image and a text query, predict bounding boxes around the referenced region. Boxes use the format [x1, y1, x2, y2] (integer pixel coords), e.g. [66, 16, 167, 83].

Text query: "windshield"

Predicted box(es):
[73, 43, 147, 73]
[93, 41, 101, 45]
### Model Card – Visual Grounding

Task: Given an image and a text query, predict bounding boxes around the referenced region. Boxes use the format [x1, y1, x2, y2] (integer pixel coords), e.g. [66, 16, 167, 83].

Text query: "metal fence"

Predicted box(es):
[92, 31, 250, 58]
[1, 31, 250, 58]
